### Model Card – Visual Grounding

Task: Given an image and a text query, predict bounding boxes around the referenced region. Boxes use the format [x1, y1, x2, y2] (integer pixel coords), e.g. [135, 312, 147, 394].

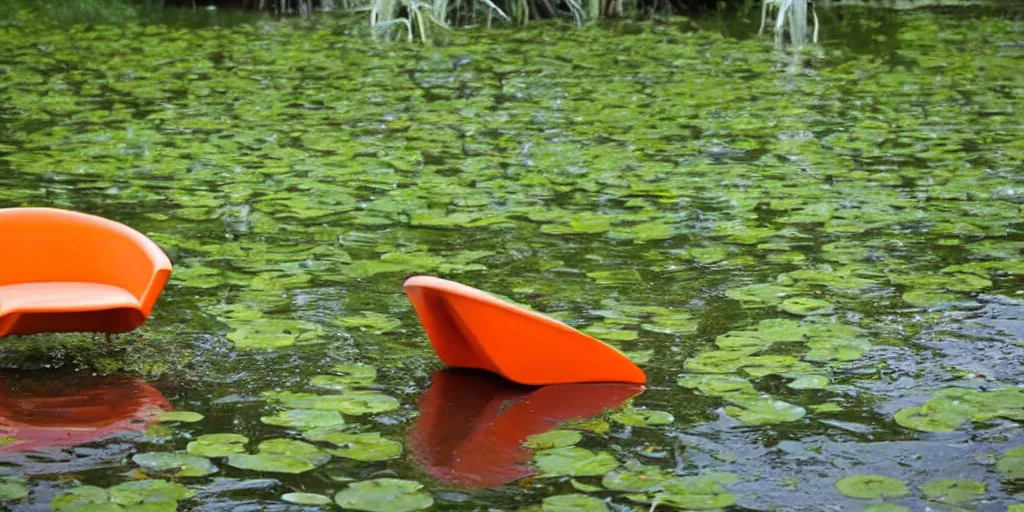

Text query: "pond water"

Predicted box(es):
[0, 5, 1022, 511]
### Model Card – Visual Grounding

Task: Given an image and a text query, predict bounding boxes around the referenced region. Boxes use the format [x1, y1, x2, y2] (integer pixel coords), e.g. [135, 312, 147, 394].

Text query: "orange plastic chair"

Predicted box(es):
[0, 374, 171, 452]
[403, 276, 646, 385]
[0, 207, 172, 337]
[407, 369, 643, 487]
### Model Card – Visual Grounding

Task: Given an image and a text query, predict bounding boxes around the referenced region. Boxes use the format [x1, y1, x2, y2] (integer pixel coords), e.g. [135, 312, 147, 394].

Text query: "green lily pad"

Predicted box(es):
[864, 504, 910, 512]
[835, 475, 910, 499]
[264, 391, 400, 415]
[524, 430, 582, 449]
[894, 386, 1024, 432]
[227, 439, 331, 474]
[334, 478, 433, 512]
[534, 447, 619, 477]
[601, 465, 669, 492]
[902, 290, 960, 308]
[337, 312, 402, 334]
[187, 434, 249, 457]
[541, 494, 608, 512]
[634, 476, 737, 510]
[326, 364, 378, 386]
[282, 492, 333, 505]
[779, 297, 834, 316]
[787, 374, 831, 390]
[725, 283, 793, 307]
[261, 409, 346, 430]
[0, 480, 28, 502]
[305, 430, 403, 461]
[51, 486, 111, 511]
[108, 480, 195, 505]
[132, 452, 218, 477]
[610, 409, 674, 426]
[155, 411, 204, 423]
[997, 447, 1024, 480]
[226, 318, 320, 349]
[586, 269, 642, 285]
[725, 398, 806, 425]
[918, 479, 985, 504]
[569, 479, 603, 493]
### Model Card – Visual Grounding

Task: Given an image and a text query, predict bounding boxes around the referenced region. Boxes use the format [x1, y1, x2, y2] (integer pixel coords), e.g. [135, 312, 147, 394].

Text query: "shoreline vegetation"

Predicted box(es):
[0, 0, 1009, 43]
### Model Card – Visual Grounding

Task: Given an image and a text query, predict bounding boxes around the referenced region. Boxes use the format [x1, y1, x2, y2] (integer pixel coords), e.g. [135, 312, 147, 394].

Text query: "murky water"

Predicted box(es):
[0, 5, 1021, 511]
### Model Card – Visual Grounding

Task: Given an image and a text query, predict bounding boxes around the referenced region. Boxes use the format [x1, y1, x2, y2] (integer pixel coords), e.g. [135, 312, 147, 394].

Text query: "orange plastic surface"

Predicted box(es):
[407, 369, 643, 488]
[403, 275, 646, 385]
[0, 207, 172, 337]
[0, 374, 171, 452]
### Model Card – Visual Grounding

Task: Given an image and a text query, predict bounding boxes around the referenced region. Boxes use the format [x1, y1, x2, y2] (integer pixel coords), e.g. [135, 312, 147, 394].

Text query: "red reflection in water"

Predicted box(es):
[0, 374, 171, 452]
[407, 369, 643, 488]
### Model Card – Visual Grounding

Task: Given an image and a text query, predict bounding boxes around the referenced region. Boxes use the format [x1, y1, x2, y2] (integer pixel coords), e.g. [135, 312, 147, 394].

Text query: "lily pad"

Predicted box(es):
[0, 480, 28, 502]
[187, 434, 249, 457]
[305, 430, 403, 461]
[261, 409, 346, 430]
[997, 446, 1024, 480]
[264, 391, 400, 415]
[918, 479, 985, 504]
[337, 312, 402, 334]
[155, 411, 204, 423]
[524, 430, 582, 449]
[835, 475, 910, 499]
[541, 494, 608, 512]
[334, 478, 433, 512]
[633, 476, 737, 510]
[725, 283, 793, 307]
[132, 452, 218, 477]
[108, 480, 195, 505]
[51, 486, 111, 511]
[779, 297, 834, 316]
[610, 409, 674, 426]
[227, 439, 331, 474]
[282, 492, 333, 505]
[601, 465, 669, 492]
[534, 447, 619, 477]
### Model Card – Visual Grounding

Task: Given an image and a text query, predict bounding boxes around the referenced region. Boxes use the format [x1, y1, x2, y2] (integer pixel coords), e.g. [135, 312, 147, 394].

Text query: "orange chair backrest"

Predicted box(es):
[0, 208, 172, 315]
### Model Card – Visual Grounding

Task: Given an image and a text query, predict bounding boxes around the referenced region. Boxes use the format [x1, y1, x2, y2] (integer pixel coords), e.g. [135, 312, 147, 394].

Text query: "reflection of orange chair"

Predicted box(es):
[0, 374, 171, 452]
[0, 208, 172, 337]
[407, 369, 643, 488]
[404, 276, 646, 385]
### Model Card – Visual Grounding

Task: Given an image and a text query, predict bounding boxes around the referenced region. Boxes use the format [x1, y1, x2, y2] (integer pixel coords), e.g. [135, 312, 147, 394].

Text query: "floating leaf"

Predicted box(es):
[132, 453, 218, 477]
[787, 374, 830, 390]
[51, 486, 110, 511]
[611, 409, 674, 427]
[227, 439, 331, 474]
[524, 430, 582, 449]
[918, 479, 985, 504]
[725, 283, 793, 307]
[779, 297, 834, 316]
[306, 430, 403, 461]
[835, 475, 910, 499]
[0, 481, 28, 502]
[997, 447, 1024, 480]
[631, 476, 736, 510]
[155, 411, 204, 423]
[334, 479, 433, 512]
[264, 391, 400, 415]
[108, 479, 195, 505]
[261, 409, 346, 430]
[187, 434, 249, 457]
[601, 465, 669, 492]
[282, 492, 333, 505]
[534, 447, 619, 477]
[541, 494, 609, 512]
[337, 312, 402, 334]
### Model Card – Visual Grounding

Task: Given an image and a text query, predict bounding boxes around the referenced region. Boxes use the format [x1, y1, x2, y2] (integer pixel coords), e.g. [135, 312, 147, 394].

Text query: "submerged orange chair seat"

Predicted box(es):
[403, 276, 646, 385]
[0, 207, 172, 337]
